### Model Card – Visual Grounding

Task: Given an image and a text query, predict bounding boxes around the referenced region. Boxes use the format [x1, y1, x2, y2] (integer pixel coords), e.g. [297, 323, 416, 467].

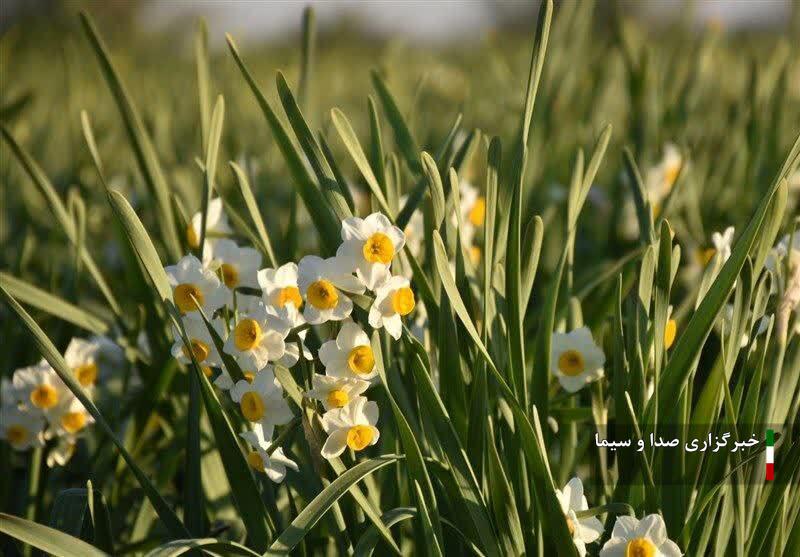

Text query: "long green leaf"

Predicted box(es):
[0, 125, 122, 317]
[226, 34, 340, 255]
[0, 272, 109, 334]
[79, 12, 181, 259]
[0, 512, 109, 557]
[266, 455, 402, 555]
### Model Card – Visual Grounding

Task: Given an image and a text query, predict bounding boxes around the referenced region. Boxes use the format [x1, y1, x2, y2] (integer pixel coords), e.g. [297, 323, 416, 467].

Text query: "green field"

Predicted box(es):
[1, 2, 799, 556]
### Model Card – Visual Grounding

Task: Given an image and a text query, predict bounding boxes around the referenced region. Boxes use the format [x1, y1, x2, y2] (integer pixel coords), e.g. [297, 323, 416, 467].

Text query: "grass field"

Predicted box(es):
[1, 2, 800, 556]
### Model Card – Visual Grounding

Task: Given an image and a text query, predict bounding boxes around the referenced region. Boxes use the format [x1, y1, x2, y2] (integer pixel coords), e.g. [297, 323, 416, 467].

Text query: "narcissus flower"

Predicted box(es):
[0, 404, 45, 450]
[63, 338, 102, 389]
[229, 366, 293, 430]
[645, 143, 682, 207]
[551, 327, 605, 392]
[458, 181, 486, 248]
[171, 314, 225, 376]
[319, 321, 378, 380]
[320, 397, 379, 459]
[305, 374, 370, 411]
[336, 212, 405, 290]
[599, 514, 682, 557]
[223, 302, 290, 371]
[203, 239, 261, 289]
[46, 437, 77, 468]
[256, 265, 312, 366]
[369, 275, 415, 339]
[258, 262, 304, 313]
[165, 254, 229, 315]
[12, 361, 69, 414]
[556, 477, 604, 556]
[710, 226, 735, 265]
[240, 422, 298, 483]
[186, 197, 232, 249]
[47, 396, 94, 437]
[297, 255, 365, 325]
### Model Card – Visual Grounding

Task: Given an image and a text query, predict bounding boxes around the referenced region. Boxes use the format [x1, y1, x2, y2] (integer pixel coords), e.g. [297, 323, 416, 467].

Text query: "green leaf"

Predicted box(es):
[298, 7, 315, 110]
[0, 513, 109, 557]
[229, 162, 277, 267]
[199, 95, 225, 253]
[194, 366, 274, 551]
[145, 538, 261, 557]
[0, 125, 122, 317]
[266, 455, 402, 555]
[330, 107, 392, 215]
[106, 190, 171, 302]
[48, 483, 113, 553]
[277, 72, 351, 220]
[195, 18, 211, 152]
[370, 70, 422, 175]
[79, 12, 181, 260]
[404, 346, 500, 557]
[354, 507, 484, 557]
[427, 233, 579, 555]
[485, 421, 525, 556]
[0, 272, 109, 334]
[372, 331, 444, 552]
[0, 290, 190, 539]
[226, 34, 340, 255]
[656, 178, 789, 409]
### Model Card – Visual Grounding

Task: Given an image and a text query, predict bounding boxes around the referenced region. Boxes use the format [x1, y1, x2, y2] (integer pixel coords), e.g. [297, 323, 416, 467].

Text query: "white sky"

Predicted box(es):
[140, 0, 791, 47]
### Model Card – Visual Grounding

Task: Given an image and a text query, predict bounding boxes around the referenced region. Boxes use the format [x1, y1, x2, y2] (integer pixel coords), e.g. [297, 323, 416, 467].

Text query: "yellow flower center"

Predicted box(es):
[625, 537, 656, 557]
[664, 163, 681, 189]
[391, 287, 415, 316]
[664, 319, 677, 349]
[346, 425, 374, 451]
[243, 371, 255, 383]
[240, 391, 265, 422]
[558, 349, 585, 377]
[362, 232, 394, 264]
[469, 245, 482, 264]
[182, 339, 210, 362]
[234, 319, 262, 351]
[61, 411, 87, 434]
[174, 283, 204, 313]
[220, 263, 239, 288]
[327, 389, 349, 408]
[186, 224, 199, 249]
[6, 425, 29, 446]
[468, 197, 486, 226]
[275, 286, 303, 309]
[201, 365, 213, 378]
[651, 203, 662, 219]
[247, 450, 264, 471]
[307, 279, 339, 310]
[30, 384, 59, 409]
[697, 247, 716, 266]
[347, 346, 375, 375]
[565, 516, 575, 537]
[74, 363, 98, 387]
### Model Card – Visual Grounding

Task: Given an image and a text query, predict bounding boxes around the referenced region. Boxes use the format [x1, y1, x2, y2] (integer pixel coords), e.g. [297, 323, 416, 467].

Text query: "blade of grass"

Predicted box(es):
[0, 273, 109, 334]
[79, 12, 181, 259]
[266, 456, 402, 555]
[0, 125, 122, 317]
[0, 512, 109, 557]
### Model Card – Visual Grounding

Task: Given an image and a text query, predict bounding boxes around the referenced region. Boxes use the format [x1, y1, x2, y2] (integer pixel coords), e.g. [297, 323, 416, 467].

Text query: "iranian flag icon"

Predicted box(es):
[766, 429, 774, 481]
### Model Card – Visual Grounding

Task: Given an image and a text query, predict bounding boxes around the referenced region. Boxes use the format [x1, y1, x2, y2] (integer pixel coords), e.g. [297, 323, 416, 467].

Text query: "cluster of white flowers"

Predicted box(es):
[557, 477, 682, 556]
[1, 336, 122, 467]
[167, 200, 420, 481]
